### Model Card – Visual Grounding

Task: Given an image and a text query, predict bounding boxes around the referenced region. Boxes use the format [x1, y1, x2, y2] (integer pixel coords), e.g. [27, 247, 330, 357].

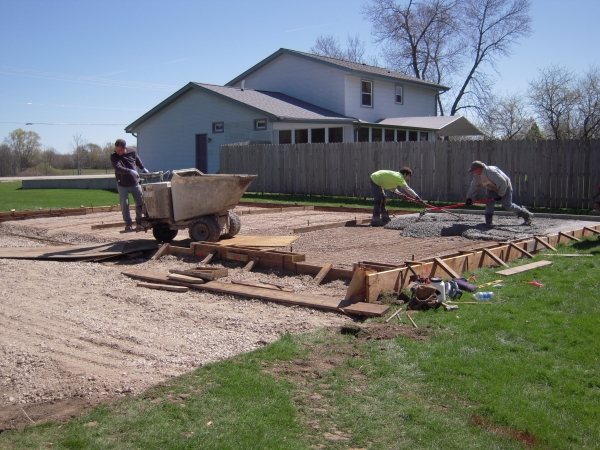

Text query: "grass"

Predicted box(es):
[1, 238, 599, 448]
[0, 181, 120, 212]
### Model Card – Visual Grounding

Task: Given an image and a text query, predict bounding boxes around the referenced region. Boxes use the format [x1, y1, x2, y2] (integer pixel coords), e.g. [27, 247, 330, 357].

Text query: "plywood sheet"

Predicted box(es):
[216, 235, 298, 247]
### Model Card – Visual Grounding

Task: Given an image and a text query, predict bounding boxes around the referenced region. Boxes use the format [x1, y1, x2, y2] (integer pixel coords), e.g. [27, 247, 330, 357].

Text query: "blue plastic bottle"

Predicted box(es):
[474, 292, 494, 300]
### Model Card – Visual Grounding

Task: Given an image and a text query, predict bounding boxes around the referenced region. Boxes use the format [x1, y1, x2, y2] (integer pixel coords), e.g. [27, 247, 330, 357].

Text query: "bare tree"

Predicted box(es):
[528, 65, 578, 140]
[311, 34, 378, 65]
[71, 134, 88, 175]
[363, 0, 532, 116]
[575, 65, 600, 139]
[479, 92, 533, 139]
[3, 128, 42, 172]
[41, 147, 58, 175]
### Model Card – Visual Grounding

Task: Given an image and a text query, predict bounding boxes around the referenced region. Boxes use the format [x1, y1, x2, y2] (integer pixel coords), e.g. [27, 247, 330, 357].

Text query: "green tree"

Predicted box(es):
[3, 128, 42, 172]
[524, 122, 545, 140]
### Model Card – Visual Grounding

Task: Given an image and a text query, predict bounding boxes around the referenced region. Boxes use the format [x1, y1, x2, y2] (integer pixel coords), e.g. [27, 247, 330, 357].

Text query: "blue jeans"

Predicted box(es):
[485, 186, 523, 216]
[370, 179, 386, 216]
[117, 184, 144, 225]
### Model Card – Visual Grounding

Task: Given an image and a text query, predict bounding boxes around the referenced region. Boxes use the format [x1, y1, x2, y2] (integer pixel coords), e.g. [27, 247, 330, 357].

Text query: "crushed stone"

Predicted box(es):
[385, 213, 576, 241]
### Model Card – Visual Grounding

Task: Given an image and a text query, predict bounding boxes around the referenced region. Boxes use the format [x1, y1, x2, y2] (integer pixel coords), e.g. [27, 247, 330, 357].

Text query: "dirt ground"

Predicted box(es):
[0, 207, 508, 431]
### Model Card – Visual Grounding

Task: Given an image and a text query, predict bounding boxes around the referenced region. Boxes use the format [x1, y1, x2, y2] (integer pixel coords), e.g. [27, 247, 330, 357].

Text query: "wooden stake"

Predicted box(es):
[432, 257, 460, 278]
[509, 242, 533, 259]
[151, 243, 170, 261]
[407, 313, 418, 328]
[200, 250, 217, 264]
[559, 231, 581, 242]
[243, 257, 259, 272]
[534, 236, 557, 251]
[583, 226, 600, 235]
[482, 249, 509, 268]
[385, 308, 403, 323]
[314, 263, 333, 284]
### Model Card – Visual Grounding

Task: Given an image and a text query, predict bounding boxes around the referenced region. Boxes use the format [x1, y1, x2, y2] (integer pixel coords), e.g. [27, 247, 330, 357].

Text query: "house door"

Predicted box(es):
[195, 134, 208, 173]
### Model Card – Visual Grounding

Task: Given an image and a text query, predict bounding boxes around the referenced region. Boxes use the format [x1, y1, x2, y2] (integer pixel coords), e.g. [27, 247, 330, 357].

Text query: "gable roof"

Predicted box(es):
[226, 48, 449, 91]
[125, 82, 355, 131]
[376, 116, 483, 136]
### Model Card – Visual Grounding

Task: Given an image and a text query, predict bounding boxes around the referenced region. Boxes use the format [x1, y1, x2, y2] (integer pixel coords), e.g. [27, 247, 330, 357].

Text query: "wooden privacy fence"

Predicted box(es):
[220, 139, 600, 209]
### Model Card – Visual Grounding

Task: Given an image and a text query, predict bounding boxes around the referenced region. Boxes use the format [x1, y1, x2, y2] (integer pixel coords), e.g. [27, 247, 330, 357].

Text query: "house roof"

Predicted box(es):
[125, 82, 355, 131]
[376, 116, 483, 136]
[226, 48, 450, 91]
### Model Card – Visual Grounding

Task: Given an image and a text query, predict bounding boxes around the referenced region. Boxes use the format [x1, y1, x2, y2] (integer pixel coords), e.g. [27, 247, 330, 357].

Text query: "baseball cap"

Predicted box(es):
[469, 161, 485, 172]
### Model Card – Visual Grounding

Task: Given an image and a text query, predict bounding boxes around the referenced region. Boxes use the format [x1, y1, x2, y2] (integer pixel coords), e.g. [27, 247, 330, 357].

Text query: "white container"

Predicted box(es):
[429, 277, 446, 302]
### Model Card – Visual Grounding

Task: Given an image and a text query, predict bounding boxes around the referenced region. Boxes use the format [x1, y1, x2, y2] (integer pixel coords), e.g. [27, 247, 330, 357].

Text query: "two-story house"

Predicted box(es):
[125, 48, 481, 173]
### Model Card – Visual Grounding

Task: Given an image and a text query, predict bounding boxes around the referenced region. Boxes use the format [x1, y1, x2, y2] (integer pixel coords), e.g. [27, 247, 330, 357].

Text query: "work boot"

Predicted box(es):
[484, 214, 495, 228]
[371, 214, 385, 227]
[518, 207, 533, 226]
[381, 209, 391, 224]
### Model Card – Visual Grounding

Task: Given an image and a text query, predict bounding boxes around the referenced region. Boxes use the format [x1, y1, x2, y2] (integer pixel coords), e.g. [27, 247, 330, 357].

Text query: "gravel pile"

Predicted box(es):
[385, 213, 573, 241]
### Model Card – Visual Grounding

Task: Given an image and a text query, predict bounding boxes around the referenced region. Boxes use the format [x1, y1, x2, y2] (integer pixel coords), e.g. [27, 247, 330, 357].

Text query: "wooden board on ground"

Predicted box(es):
[0, 240, 156, 261]
[122, 269, 388, 316]
[293, 218, 371, 233]
[543, 254, 593, 257]
[167, 274, 205, 284]
[496, 260, 553, 276]
[91, 222, 126, 230]
[231, 280, 294, 292]
[169, 268, 228, 280]
[216, 235, 298, 247]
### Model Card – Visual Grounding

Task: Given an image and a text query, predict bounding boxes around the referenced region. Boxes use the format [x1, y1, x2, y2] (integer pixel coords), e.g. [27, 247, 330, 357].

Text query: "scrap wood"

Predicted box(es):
[385, 308, 403, 323]
[167, 274, 205, 284]
[122, 269, 388, 316]
[137, 282, 189, 293]
[169, 268, 228, 281]
[314, 263, 333, 285]
[231, 279, 294, 292]
[534, 236, 557, 251]
[407, 313, 418, 328]
[482, 249, 509, 268]
[152, 243, 171, 260]
[243, 257, 259, 272]
[496, 260, 553, 276]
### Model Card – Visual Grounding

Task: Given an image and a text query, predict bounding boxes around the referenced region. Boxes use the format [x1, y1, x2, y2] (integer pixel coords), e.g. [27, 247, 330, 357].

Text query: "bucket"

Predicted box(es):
[429, 277, 446, 303]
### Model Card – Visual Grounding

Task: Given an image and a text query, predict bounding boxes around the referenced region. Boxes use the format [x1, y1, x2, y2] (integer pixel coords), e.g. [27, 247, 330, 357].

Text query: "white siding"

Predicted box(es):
[133, 90, 272, 174]
[344, 75, 438, 121]
[231, 54, 347, 115]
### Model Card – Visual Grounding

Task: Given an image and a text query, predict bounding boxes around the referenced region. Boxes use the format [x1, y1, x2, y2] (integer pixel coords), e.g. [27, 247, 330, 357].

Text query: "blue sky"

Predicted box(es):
[0, 0, 598, 154]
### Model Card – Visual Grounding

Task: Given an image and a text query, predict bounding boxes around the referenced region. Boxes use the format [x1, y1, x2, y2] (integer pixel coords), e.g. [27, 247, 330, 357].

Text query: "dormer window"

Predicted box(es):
[395, 85, 403, 104]
[361, 80, 373, 107]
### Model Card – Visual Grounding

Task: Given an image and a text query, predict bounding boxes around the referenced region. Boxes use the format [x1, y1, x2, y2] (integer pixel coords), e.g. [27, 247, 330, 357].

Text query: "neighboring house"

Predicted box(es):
[126, 48, 481, 173]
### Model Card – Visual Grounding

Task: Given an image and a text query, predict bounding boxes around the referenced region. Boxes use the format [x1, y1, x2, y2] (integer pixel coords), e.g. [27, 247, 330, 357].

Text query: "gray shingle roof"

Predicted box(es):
[196, 83, 353, 121]
[227, 48, 449, 91]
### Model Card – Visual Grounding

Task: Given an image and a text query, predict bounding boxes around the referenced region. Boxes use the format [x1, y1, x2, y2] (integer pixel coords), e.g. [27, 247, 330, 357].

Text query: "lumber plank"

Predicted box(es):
[231, 280, 294, 292]
[293, 218, 371, 233]
[509, 242, 533, 259]
[558, 231, 581, 242]
[151, 243, 170, 260]
[243, 257, 259, 272]
[226, 252, 249, 263]
[122, 270, 196, 287]
[543, 254, 593, 257]
[482, 249, 509, 267]
[496, 260, 553, 276]
[167, 274, 205, 284]
[534, 236, 557, 251]
[314, 263, 333, 285]
[137, 282, 189, 293]
[168, 268, 228, 280]
[432, 257, 461, 278]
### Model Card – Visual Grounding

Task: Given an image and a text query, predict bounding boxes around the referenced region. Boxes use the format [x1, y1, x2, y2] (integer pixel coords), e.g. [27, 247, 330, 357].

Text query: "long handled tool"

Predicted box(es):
[394, 191, 461, 220]
[418, 198, 496, 220]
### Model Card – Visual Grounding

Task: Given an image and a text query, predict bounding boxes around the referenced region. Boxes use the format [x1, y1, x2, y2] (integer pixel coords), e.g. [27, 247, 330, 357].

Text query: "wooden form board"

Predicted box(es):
[496, 260, 553, 276]
[192, 242, 305, 269]
[293, 218, 371, 233]
[215, 235, 298, 247]
[236, 206, 315, 215]
[0, 205, 124, 223]
[363, 224, 600, 302]
[122, 269, 388, 317]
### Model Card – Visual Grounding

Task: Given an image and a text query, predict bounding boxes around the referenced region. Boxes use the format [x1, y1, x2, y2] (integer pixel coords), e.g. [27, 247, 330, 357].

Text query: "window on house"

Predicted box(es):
[358, 127, 370, 142]
[361, 80, 373, 107]
[395, 85, 403, 104]
[329, 127, 343, 143]
[254, 118, 267, 130]
[311, 128, 325, 143]
[212, 122, 224, 133]
[397, 130, 407, 141]
[384, 129, 395, 142]
[419, 132, 429, 141]
[408, 131, 419, 141]
[279, 130, 292, 144]
[295, 129, 309, 144]
[372, 128, 382, 142]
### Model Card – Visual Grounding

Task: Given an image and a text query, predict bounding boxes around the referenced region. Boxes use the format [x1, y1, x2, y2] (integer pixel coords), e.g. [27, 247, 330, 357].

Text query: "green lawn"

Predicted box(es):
[0, 181, 120, 212]
[1, 238, 599, 449]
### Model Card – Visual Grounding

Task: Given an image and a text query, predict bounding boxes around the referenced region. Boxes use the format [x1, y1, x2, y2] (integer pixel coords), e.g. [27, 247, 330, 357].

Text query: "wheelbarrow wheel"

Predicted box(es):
[152, 225, 178, 243]
[189, 216, 220, 242]
[223, 211, 241, 238]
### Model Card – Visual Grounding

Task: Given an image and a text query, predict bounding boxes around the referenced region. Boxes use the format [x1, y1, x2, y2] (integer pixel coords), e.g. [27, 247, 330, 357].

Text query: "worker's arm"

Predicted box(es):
[135, 154, 148, 172]
[399, 185, 421, 201]
[466, 175, 482, 199]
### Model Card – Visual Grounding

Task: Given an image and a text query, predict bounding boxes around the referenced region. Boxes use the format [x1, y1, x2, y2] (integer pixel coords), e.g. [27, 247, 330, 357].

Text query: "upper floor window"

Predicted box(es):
[361, 80, 373, 107]
[395, 85, 403, 104]
[212, 122, 224, 133]
[254, 118, 267, 130]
